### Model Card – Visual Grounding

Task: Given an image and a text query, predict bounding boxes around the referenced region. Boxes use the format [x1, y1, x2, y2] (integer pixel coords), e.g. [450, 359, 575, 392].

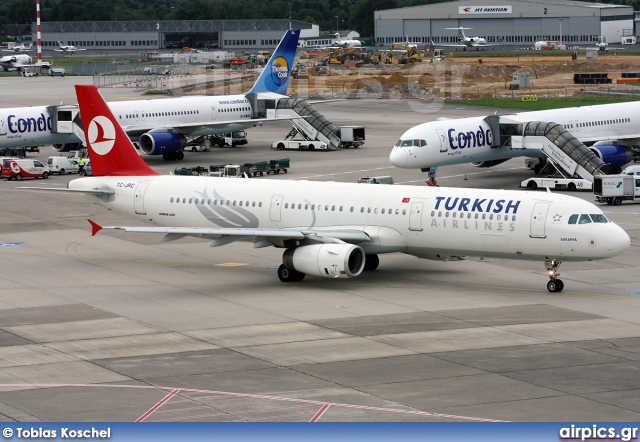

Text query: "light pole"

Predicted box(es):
[558, 17, 564, 46]
[336, 16, 339, 33]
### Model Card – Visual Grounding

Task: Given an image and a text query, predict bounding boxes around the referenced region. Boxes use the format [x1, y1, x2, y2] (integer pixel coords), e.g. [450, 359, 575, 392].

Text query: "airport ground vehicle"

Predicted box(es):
[358, 176, 394, 184]
[338, 126, 365, 148]
[46, 156, 79, 175]
[22, 67, 37, 77]
[272, 139, 329, 150]
[1, 159, 49, 180]
[176, 159, 290, 177]
[49, 67, 65, 77]
[520, 174, 592, 191]
[594, 174, 640, 205]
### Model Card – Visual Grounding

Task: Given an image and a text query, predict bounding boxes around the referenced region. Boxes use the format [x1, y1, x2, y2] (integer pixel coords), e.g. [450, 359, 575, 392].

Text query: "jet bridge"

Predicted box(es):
[487, 115, 608, 182]
[249, 93, 341, 150]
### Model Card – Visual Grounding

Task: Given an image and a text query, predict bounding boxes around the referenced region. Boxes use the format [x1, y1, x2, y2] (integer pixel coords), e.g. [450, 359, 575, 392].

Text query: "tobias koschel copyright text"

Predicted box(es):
[3, 427, 111, 439]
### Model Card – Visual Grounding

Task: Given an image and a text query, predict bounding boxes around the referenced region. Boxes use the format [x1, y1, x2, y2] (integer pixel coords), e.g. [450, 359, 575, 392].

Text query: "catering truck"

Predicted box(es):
[594, 174, 640, 205]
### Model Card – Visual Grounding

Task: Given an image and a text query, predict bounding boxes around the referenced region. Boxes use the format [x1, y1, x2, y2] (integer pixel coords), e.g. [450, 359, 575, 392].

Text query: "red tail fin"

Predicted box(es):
[75, 85, 159, 177]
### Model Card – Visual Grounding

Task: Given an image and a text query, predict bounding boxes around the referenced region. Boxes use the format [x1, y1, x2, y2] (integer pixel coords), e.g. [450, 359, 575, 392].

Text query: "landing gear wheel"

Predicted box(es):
[277, 264, 305, 282]
[547, 279, 564, 293]
[176, 151, 185, 161]
[364, 254, 379, 271]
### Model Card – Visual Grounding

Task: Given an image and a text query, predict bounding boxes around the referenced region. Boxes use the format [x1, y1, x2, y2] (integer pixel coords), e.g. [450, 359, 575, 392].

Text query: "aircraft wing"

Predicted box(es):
[121, 116, 301, 137]
[88, 220, 371, 245]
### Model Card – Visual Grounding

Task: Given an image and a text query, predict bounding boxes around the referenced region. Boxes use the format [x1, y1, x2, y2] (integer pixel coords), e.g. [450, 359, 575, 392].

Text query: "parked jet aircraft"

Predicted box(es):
[2, 42, 33, 53]
[439, 27, 497, 51]
[0, 54, 32, 71]
[35, 84, 631, 293]
[389, 101, 640, 181]
[53, 41, 87, 53]
[0, 30, 300, 161]
[334, 33, 362, 48]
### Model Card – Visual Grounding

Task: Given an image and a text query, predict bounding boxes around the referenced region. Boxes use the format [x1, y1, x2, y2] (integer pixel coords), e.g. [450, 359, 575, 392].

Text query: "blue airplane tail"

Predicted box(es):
[248, 29, 300, 95]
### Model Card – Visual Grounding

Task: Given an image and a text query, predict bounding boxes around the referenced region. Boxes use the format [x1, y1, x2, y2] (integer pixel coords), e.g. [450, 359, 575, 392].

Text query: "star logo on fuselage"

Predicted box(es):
[88, 116, 116, 155]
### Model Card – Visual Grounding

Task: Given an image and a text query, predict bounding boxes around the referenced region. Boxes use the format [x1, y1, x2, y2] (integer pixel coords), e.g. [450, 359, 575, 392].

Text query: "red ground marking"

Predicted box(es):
[310, 404, 331, 422]
[136, 389, 181, 422]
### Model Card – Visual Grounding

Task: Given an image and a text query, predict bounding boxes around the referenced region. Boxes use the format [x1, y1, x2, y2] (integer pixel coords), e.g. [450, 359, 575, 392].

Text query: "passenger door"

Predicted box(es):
[409, 200, 424, 231]
[134, 182, 149, 215]
[530, 201, 550, 238]
[436, 129, 447, 153]
[270, 194, 283, 222]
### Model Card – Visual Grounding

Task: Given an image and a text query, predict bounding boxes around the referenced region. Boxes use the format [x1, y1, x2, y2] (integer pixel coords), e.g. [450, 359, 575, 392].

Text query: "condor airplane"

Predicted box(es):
[390, 101, 640, 179]
[0, 30, 300, 161]
[29, 84, 630, 293]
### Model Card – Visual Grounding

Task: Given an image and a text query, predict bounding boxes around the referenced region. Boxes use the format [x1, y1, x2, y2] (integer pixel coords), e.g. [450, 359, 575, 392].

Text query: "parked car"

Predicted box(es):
[80, 162, 93, 176]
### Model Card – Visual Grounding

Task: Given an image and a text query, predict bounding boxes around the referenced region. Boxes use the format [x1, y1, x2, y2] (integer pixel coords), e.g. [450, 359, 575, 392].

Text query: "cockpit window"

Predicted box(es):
[400, 140, 413, 147]
[578, 214, 592, 224]
[590, 214, 608, 223]
[412, 139, 427, 147]
[568, 214, 578, 224]
[395, 139, 402, 147]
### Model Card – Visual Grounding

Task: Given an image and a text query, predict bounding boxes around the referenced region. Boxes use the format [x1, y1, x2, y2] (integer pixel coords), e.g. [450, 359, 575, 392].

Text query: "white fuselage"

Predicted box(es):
[0, 54, 31, 71]
[69, 175, 629, 262]
[390, 101, 640, 169]
[0, 94, 256, 149]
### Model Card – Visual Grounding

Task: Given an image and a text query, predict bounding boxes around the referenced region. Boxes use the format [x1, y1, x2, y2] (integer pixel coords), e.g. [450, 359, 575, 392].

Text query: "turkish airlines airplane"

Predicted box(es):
[390, 101, 640, 177]
[0, 30, 300, 161]
[28, 84, 630, 293]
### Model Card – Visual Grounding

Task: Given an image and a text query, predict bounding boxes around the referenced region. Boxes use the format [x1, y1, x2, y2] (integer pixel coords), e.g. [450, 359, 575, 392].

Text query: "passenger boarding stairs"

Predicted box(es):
[274, 98, 342, 149]
[486, 116, 608, 182]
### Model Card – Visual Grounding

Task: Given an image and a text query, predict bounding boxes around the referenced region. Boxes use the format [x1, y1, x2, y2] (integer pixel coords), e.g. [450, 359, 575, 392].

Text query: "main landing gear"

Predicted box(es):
[277, 264, 305, 282]
[545, 259, 564, 292]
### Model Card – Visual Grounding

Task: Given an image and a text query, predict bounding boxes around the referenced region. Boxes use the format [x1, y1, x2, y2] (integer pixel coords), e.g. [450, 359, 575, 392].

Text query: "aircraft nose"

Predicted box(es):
[390, 147, 408, 167]
[607, 226, 631, 257]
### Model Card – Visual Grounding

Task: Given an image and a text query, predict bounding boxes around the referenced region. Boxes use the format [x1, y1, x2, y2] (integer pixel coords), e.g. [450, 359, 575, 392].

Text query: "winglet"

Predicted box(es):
[88, 219, 103, 236]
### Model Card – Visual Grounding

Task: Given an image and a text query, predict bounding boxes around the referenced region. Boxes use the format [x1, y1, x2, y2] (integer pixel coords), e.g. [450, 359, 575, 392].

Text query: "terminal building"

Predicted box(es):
[374, 0, 635, 47]
[29, 19, 318, 51]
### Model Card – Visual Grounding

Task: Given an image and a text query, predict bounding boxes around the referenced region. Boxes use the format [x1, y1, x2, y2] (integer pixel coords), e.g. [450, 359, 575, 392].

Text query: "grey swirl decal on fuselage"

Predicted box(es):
[195, 188, 260, 228]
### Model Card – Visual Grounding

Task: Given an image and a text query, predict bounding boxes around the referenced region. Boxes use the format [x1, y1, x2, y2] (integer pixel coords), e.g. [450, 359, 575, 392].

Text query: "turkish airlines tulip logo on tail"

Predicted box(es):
[88, 116, 116, 155]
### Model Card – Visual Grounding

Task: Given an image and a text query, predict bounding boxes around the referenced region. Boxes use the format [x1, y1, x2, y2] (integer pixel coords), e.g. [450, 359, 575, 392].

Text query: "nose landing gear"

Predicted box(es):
[545, 260, 564, 292]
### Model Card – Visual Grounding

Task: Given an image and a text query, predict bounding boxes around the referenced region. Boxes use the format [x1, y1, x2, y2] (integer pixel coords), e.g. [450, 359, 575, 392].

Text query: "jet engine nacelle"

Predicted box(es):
[138, 132, 187, 155]
[590, 143, 632, 173]
[470, 158, 510, 168]
[52, 143, 82, 152]
[283, 244, 366, 279]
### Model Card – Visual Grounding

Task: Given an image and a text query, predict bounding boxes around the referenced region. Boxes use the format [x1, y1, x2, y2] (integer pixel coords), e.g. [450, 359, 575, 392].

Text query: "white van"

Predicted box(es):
[2, 159, 49, 180]
[622, 165, 640, 176]
[46, 156, 79, 175]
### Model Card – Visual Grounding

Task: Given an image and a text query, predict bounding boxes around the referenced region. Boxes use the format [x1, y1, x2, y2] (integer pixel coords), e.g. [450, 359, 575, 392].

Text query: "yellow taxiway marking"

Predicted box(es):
[215, 262, 250, 267]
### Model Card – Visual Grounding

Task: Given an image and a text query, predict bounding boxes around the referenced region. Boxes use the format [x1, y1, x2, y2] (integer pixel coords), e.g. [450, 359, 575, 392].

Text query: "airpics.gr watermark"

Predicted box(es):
[559, 424, 638, 442]
[3, 427, 111, 439]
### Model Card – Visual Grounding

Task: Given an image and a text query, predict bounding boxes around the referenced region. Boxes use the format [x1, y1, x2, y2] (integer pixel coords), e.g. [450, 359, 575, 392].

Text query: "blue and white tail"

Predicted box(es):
[248, 29, 300, 96]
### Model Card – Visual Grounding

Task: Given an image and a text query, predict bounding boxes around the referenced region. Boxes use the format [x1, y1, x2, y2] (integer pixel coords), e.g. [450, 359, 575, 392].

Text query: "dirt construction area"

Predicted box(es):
[288, 52, 640, 100]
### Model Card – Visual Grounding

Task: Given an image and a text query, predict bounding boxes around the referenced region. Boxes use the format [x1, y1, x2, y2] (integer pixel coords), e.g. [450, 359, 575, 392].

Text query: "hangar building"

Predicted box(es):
[30, 20, 317, 51]
[374, 0, 634, 47]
